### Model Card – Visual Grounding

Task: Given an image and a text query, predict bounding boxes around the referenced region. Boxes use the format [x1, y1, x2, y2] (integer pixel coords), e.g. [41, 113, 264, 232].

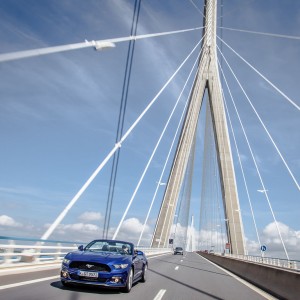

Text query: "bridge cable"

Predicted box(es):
[172, 140, 196, 250]
[217, 38, 300, 192]
[161, 133, 197, 249]
[216, 0, 256, 21]
[218, 36, 300, 112]
[189, 0, 206, 19]
[219, 27, 300, 41]
[218, 58, 262, 254]
[0, 27, 203, 63]
[217, 45, 290, 260]
[184, 139, 197, 250]
[199, 98, 217, 251]
[103, 0, 141, 239]
[156, 38, 213, 248]
[111, 39, 203, 240]
[137, 43, 203, 246]
[200, 99, 229, 253]
[40, 30, 202, 241]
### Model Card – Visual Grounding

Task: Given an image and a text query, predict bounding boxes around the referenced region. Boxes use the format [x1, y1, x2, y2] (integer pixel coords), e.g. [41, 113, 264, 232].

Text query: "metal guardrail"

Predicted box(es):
[0, 236, 171, 268]
[222, 252, 299, 271]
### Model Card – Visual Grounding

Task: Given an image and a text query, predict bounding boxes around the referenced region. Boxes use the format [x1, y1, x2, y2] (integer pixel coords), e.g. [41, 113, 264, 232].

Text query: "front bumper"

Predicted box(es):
[61, 267, 128, 288]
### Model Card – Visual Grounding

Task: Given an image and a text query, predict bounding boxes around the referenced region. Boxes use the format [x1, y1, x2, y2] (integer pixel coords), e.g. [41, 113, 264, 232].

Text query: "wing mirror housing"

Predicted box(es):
[134, 250, 144, 256]
[78, 245, 84, 251]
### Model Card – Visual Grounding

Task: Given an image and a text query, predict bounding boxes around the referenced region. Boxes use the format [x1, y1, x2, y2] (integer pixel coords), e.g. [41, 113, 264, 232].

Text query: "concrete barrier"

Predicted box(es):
[198, 252, 300, 300]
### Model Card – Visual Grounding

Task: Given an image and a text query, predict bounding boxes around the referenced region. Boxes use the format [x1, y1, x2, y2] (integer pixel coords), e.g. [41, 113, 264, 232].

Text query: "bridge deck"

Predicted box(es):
[0, 252, 275, 300]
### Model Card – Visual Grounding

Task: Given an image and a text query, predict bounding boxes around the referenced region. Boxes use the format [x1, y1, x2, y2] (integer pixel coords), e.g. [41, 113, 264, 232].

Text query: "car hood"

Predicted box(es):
[66, 251, 131, 265]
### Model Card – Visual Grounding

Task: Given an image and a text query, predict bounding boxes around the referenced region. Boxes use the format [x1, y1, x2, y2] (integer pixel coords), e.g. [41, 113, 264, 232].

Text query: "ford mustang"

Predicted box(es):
[60, 239, 148, 292]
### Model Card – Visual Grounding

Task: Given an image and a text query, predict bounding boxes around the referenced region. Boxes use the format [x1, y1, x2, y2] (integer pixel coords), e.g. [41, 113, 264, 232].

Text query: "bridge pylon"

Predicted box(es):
[151, 0, 245, 255]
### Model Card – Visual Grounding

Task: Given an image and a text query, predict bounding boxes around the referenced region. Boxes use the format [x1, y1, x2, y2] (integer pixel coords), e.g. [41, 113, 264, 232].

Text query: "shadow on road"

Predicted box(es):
[148, 268, 224, 300]
[50, 280, 135, 296]
[154, 258, 230, 277]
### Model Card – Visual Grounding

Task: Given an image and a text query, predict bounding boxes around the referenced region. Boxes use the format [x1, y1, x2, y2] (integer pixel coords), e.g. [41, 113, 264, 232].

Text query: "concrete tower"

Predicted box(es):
[151, 0, 245, 255]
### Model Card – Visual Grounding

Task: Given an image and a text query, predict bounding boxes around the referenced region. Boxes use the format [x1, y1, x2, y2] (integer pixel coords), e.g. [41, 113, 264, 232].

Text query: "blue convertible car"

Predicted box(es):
[61, 239, 148, 292]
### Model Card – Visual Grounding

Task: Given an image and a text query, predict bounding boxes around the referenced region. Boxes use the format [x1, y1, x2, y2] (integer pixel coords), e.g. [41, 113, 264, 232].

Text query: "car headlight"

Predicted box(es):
[113, 264, 128, 269]
[63, 258, 71, 265]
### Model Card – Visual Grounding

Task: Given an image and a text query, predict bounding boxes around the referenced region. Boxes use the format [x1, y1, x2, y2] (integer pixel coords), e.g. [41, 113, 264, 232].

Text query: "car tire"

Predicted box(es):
[122, 268, 133, 293]
[140, 264, 147, 282]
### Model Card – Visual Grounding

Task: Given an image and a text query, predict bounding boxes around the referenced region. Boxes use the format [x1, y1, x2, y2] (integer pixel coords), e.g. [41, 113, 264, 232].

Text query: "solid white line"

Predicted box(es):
[175, 266, 179, 270]
[148, 253, 172, 259]
[153, 289, 166, 300]
[0, 263, 61, 276]
[0, 275, 59, 290]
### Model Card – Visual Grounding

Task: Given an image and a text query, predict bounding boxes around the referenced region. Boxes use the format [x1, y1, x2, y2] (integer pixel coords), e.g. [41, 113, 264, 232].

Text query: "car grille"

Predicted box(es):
[70, 274, 107, 283]
[69, 261, 111, 272]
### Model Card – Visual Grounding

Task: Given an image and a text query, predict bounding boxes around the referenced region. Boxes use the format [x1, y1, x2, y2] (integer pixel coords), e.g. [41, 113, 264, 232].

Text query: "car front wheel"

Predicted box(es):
[123, 268, 133, 293]
[141, 264, 147, 282]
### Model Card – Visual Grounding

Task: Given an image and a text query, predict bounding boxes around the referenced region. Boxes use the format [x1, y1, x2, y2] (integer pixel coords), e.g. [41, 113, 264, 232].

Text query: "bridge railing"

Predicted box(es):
[223, 253, 299, 271]
[0, 236, 79, 267]
[0, 236, 171, 268]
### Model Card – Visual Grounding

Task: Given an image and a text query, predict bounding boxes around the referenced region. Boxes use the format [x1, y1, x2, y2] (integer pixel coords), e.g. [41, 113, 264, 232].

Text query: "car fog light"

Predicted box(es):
[61, 271, 69, 278]
[111, 276, 122, 283]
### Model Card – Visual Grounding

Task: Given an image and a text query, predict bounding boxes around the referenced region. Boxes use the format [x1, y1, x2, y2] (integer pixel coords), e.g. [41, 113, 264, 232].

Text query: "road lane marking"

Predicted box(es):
[175, 266, 179, 270]
[180, 259, 183, 262]
[0, 263, 61, 276]
[148, 253, 172, 260]
[153, 289, 166, 300]
[0, 275, 59, 290]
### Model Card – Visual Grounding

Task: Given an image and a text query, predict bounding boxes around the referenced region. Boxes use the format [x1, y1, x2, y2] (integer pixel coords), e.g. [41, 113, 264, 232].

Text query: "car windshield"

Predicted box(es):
[84, 240, 133, 255]
[176, 247, 183, 250]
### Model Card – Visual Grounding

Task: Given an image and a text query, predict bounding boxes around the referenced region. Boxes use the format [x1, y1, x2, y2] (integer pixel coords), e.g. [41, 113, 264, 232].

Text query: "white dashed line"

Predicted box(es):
[175, 266, 179, 270]
[153, 289, 166, 300]
[0, 276, 59, 290]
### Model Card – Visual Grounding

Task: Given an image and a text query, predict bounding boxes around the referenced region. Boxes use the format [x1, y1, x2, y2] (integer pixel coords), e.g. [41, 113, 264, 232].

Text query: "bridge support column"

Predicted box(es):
[151, 0, 245, 255]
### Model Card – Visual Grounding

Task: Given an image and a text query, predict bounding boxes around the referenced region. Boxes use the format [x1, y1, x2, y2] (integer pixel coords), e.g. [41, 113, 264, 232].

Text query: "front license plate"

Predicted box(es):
[78, 271, 98, 278]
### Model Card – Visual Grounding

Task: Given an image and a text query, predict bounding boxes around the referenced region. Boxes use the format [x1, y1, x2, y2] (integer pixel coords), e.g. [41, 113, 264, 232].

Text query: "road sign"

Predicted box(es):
[261, 245, 267, 252]
[225, 243, 230, 249]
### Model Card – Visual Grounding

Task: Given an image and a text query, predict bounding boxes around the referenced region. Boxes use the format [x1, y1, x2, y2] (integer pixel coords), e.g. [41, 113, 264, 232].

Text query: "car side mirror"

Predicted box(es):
[134, 250, 143, 256]
[78, 245, 84, 251]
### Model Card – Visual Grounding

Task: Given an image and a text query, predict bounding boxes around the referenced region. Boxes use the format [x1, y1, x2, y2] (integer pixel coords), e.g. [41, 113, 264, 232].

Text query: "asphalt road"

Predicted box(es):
[0, 252, 276, 300]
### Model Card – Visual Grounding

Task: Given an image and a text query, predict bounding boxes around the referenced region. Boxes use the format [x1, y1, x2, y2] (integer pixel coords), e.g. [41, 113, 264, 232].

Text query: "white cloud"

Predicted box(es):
[0, 215, 22, 227]
[61, 223, 99, 232]
[112, 218, 151, 245]
[42, 217, 151, 245]
[244, 222, 300, 259]
[262, 221, 300, 249]
[121, 218, 145, 234]
[79, 211, 102, 222]
[244, 237, 260, 254]
[43, 222, 101, 242]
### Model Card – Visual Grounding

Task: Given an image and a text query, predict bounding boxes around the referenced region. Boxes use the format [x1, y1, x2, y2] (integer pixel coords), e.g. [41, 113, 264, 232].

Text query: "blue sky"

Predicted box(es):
[0, 0, 299, 258]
